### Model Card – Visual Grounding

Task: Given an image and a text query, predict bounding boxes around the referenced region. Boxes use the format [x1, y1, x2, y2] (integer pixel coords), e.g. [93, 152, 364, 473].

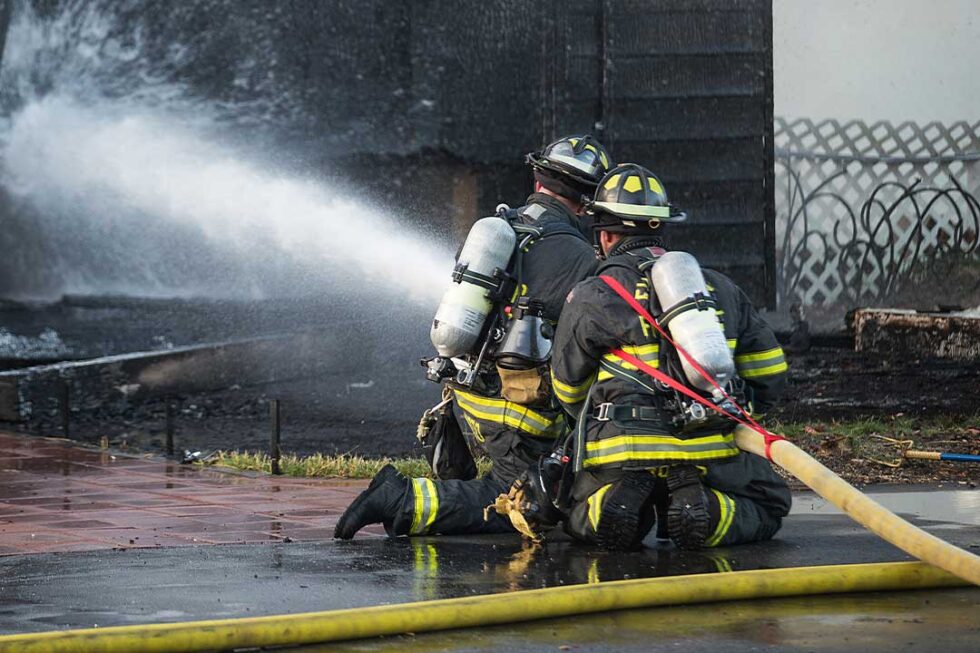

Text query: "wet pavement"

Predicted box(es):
[2, 502, 978, 635]
[0, 431, 978, 649]
[0, 431, 381, 555]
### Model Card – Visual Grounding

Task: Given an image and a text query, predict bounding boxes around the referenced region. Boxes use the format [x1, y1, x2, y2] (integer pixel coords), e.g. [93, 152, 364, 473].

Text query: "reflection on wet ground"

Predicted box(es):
[793, 487, 980, 526]
[0, 431, 378, 555]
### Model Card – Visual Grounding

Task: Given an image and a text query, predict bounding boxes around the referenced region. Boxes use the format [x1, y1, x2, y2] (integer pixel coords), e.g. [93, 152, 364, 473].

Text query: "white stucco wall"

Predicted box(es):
[774, 0, 980, 122]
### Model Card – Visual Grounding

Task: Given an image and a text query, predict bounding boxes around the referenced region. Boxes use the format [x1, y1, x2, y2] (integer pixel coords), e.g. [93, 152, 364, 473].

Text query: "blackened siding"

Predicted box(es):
[546, 0, 775, 305]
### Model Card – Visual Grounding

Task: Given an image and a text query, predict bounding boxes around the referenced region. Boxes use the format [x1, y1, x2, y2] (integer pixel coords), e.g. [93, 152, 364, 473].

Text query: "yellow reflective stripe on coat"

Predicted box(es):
[598, 359, 660, 393]
[598, 343, 660, 381]
[705, 488, 736, 547]
[600, 342, 732, 381]
[600, 342, 659, 372]
[583, 433, 740, 467]
[551, 370, 595, 406]
[587, 483, 614, 533]
[735, 346, 788, 378]
[452, 389, 563, 438]
[410, 478, 439, 535]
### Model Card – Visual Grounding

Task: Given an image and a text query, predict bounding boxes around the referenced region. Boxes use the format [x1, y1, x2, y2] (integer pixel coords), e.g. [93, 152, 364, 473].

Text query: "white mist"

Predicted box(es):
[0, 2, 453, 304]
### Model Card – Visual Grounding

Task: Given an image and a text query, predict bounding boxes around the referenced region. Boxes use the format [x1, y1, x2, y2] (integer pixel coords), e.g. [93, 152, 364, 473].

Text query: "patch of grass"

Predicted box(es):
[771, 413, 977, 441]
[769, 413, 979, 460]
[205, 451, 493, 480]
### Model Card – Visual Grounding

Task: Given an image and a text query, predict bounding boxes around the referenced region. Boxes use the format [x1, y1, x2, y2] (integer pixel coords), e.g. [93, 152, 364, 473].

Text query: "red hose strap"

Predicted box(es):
[612, 348, 741, 424]
[599, 274, 785, 460]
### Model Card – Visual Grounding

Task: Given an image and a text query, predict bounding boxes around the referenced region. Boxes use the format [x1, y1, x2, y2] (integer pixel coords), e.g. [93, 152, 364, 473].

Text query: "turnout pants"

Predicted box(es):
[388, 473, 515, 536]
[565, 451, 792, 547]
[385, 417, 552, 536]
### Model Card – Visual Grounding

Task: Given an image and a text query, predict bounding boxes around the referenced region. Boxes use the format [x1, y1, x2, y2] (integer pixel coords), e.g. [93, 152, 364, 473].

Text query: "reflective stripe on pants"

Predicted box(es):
[410, 478, 439, 535]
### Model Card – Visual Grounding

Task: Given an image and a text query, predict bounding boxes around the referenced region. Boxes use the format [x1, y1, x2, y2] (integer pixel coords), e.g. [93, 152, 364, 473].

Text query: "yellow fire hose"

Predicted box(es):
[2, 427, 978, 652]
[733, 425, 980, 586]
[0, 561, 969, 653]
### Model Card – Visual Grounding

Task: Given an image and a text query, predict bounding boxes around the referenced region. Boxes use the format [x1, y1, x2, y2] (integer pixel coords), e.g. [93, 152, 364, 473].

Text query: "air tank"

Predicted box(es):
[430, 217, 516, 357]
[649, 251, 735, 398]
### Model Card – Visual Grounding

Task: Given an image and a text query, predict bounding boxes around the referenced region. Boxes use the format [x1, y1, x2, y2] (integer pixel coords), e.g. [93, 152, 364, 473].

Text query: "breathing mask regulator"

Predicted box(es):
[495, 297, 553, 368]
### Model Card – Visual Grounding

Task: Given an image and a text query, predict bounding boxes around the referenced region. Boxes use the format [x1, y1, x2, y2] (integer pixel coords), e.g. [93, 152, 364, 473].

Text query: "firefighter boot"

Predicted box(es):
[334, 464, 408, 539]
[666, 464, 720, 550]
[595, 471, 659, 551]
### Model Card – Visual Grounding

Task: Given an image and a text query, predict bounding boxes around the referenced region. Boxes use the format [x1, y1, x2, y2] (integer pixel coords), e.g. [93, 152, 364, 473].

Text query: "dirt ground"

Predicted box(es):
[777, 423, 978, 489]
[775, 345, 980, 422]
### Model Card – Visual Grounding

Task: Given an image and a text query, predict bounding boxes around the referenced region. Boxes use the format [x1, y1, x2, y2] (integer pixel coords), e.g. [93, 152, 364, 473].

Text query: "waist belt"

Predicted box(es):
[594, 403, 665, 422]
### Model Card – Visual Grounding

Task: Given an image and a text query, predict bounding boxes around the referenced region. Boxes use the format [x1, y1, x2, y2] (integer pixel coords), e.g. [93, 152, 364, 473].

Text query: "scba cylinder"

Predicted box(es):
[430, 217, 516, 357]
[649, 251, 735, 397]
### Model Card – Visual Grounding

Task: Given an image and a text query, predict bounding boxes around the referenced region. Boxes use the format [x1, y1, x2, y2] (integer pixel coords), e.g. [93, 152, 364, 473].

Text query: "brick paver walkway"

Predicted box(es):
[0, 432, 378, 556]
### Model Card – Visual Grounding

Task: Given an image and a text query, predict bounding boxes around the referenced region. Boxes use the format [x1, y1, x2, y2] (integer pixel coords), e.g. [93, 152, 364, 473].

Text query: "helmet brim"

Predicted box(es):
[592, 201, 687, 223]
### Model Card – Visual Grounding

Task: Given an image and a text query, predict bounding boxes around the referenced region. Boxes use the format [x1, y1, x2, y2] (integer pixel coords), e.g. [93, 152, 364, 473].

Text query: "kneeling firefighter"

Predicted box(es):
[536, 163, 792, 550]
[334, 135, 612, 540]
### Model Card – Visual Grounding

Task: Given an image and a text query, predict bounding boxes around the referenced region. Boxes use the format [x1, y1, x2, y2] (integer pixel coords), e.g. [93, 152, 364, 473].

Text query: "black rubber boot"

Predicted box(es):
[333, 464, 408, 540]
[595, 471, 659, 551]
[666, 464, 716, 550]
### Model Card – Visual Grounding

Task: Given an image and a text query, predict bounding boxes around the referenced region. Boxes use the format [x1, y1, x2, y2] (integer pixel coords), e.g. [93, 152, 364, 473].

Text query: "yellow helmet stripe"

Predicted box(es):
[622, 175, 643, 193]
[603, 174, 622, 190]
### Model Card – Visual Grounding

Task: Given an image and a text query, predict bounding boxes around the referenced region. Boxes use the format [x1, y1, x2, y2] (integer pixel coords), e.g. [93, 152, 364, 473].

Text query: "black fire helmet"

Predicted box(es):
[526, 135, 612, 202]
[588, 163, 686, 233]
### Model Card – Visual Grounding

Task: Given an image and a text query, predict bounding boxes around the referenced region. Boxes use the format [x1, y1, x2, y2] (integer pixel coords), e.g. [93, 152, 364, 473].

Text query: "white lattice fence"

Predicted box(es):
[774, 118, 980, 307]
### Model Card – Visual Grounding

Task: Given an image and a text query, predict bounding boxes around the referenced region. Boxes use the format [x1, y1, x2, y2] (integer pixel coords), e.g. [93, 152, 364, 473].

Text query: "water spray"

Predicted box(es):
[0, 1, 452, 303]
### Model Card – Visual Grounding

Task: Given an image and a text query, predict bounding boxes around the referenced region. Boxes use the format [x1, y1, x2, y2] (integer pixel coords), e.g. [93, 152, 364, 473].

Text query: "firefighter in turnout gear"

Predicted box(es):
[335, 136, 612, 540]
[550, 164, 792, 551]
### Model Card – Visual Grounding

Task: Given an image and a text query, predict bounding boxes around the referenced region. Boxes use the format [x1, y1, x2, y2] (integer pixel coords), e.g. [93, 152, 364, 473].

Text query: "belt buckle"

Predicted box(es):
[595, 403, 613, 421]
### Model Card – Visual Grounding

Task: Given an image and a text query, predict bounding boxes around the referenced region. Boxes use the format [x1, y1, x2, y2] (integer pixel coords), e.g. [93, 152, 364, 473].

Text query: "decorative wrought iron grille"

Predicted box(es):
[774, 118, 980, 307]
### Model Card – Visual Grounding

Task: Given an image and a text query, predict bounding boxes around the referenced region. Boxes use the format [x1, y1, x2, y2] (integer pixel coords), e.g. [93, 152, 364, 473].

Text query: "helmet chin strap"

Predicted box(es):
[591, 228, 604, 257]
[592, 227, 623, 258]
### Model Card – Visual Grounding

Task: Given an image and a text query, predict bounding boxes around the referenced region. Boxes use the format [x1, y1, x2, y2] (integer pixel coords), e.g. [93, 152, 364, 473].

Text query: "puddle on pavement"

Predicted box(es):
[792, 489, 980, 526]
